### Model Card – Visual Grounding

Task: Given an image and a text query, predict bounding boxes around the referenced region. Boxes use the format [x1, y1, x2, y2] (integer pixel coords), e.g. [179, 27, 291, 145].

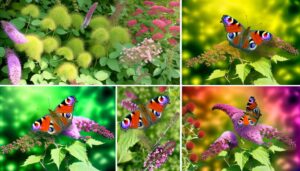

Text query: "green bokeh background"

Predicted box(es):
[0, 86, 115, 171]
[183, 0, 300, 85]
[117, 86, 180, 171]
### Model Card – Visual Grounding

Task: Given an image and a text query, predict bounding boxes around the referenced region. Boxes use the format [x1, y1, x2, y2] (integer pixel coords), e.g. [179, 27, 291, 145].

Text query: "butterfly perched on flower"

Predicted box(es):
[32, 96, 77, 135]
[238, 96, 262, 126]
[221, 15, 272, 51]
[120, 96, 170, 130]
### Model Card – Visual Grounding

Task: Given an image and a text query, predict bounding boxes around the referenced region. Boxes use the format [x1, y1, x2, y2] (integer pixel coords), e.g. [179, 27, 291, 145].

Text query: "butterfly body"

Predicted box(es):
[120, 96, 170, 130]
[32, 96, 76, 135]
[238, 96, 262, 126]
[221, 15, 272, 51]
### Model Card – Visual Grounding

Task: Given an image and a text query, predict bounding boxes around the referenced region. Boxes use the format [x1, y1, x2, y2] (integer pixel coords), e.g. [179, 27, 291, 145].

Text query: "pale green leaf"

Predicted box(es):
[254, 78, 278, 85]
[126, 68, 135, 76]
[67, 141, 88, 163]
[235, 151, 249, 170]
[86, 138, 104, 148]
[250, 58, 272, 78]
[118, 130, 139, 163]
[94, 71, 109, 81]
[42, 71, 54, 80]
[236, 64, 250, 84]
[31, 19, 41, 26]
[107, 59, 120, 72]
[207, 70, 226, 80]
[271, 55, 288, 64]
[251, 147, 270, 166]
[22, 155, 42, 166]
[39, 59, 48, 70]
[69, 162, 99, 171]
[51, 147, 66, 169]
[269, 145, 286, 153]
[0, 47, 5, 57]
[24, 60, 35, 71]
[153, 68, 162, 76]
[218, 151, 228, 157]
[252, 166, 272, 171]
[109, 51, 120, 59]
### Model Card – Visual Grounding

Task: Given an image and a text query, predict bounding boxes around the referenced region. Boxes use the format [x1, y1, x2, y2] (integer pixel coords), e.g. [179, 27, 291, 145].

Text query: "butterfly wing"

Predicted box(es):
[53, 96, 76, 128]
[241, 30, 272, 51]
[32, 115, 62, 135]
[120, 110, 149, 130]
[238, 114, 257, 126]
[221, 15, 245, 47]
[145, 96, 170, 125]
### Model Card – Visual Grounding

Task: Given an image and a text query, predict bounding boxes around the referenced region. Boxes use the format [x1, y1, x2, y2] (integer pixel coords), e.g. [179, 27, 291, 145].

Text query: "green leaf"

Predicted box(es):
[109, 51, 120, 59]
[51, 148, 66, 169]
[252, 166, 272, 171]
[269, 145, 286, 153]
[99, 57, 108, 66]
[118, 130, 139, 163]
[250, 147, 270, 166]
[235, 151, 249, 170]
[69, 162, 99, 171]
[86, 138, 104, 148]
[1, 66, 8, 74]
[126, 68, 135, 76]
[30, 74, 43, 84]
[218, 151, 228, 157]
[153, 68, 162, 76]
[236, 64, 250, 84]
[250, 58, 272, 78]
[254, 78, 278, 85]
[31, 19, 41, 26]
[94, 71, 109, 81]
[107, 59, 120, 72]
[66, 141, 88, 163]
[10, 17, 26, 30]
[171, 69, 180, 78]
[41, 71, 54, 80]
[0, 47, 5, 57]
[39, 59, 48, 70]
[22, 155, 42, 166]
[24, 60, 35, 71]
[271, 55, 288, 64]
[56, 28, 68, 35]
[207, 70, 226, 80]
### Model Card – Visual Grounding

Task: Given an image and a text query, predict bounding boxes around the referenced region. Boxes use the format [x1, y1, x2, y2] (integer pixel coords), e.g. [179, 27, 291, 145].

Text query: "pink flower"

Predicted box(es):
[81, 2, 98, 29]
[121, 100, 138, 112]
[133, 8, 143, 16]
[152, 19, 167, 29]
[144, 1, 155, 6]
[168, 38, 177, 46]
[1, 20, 27, 44]
[62, 116, 114, 139]
[125, 91, 137, 100]
[136, 24, 149, 36]
[152, 33, 164, 40]
[169, 25, 180, 34]
[160, 18, 172, 26]
[127, 19, 137, 27]
[169, 1, 180, 7]
[6, 48, 21, 85]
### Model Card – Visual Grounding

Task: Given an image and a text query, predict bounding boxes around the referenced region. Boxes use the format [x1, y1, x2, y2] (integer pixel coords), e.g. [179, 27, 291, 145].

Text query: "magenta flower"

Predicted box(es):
[212, 104, 296, 147]
[169, 1, 180, 7]
[169, 25, 180, 34]
[136, 24, 149, 36]
[81, 2, 98, 29]
[127, 19, 137, 27]
[168, 38, 177, 46]
[125, 91, 137, 100]
[121, 100, 138, 112]
[152, 19, 167, 29]
[144, 1, 155, 6]
[201, 131, 238, 160]
[152, 33, 164, 40]
[144, 141, 176, 171]
[62, 116, 114, 139]
[6, 48, 21, 85]
[133, 8, 143, 16]
[1, 20, 27, 44]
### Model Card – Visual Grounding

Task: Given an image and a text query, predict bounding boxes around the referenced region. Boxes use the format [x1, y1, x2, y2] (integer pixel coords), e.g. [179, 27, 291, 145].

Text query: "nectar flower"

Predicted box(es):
[152, 33, 164, 40]
[198, 130, 205, 138]
[63, 116, 114, 139]
[169, 1, 180, 7]
[133, 8, 143, 16]
[158, 86, 167, 93]
[144, 1, 155, 6]
[127, 19, 137, 27]
[152, 19, 167, 29]
[186, 117, 194, 124]
[201, 131, 238, 160]
[1, 20, 27, 44]
[186, 141, 194, 150]
[189, 153, 199, 163]
[81, 2, 98, 29]
[121, 99, 138, 112]
[125, 91, 137, 100]
[6, 48, 21, 85]
[144, 141, 176, 170]
[185, 102, 196, 112]
[193, 120, 201, 128]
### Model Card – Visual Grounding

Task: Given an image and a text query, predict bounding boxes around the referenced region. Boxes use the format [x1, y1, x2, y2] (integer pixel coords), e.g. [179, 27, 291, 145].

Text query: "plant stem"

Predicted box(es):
[223, 157, 230, 167]
[25, 16, 31, 33]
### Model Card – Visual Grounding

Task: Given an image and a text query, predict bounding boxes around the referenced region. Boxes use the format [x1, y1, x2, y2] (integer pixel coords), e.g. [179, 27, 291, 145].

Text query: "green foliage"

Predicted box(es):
[91, 28, 110, 44]
[90, 44, 106, 59]
[43, 37, 60, 53]
[66, 38, 85, 57]
[16, 35, 44, 61]
[41, 17, 56, 31]
[77, 52, 92, 68]
[48, 5, 71, 29]
[56, 47, 74, 60]
[109, 26, 131, 45]
[21, 4, 40, 18]
[89, 16, 111, 29]
[70, 13, 84, 29]
[22, 155, 42, 167]
[56, 62, 78, 81]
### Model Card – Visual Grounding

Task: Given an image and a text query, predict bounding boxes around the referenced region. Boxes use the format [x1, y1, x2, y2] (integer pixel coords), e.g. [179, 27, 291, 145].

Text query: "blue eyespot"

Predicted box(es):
[249, 40, 257, 50]
[65, 113, 71, 118]
[121, 118, 130, 130]
[154, 111, 161, 117]
[227, 33, 235, 40]
[48, 127, 54, 132]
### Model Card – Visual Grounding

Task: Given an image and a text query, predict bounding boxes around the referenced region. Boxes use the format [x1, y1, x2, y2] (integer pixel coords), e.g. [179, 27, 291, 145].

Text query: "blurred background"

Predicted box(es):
[0, 86, 115, 171]
[182, 86, 300, 171]
[117, 86, 180, 171]
[183, 0, 300, 85]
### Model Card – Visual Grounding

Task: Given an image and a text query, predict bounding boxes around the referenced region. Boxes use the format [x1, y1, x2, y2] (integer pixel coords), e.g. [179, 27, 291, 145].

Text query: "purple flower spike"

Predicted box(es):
[212, 104, 296, 148]
[62, 116, 114, 139]
[6, 48, 21, 85]
[125, 91, 137, 100]
[201, 131, 237, 160]
[121, 99, 138, 112]
[1, 20, 27, 44]
[144, 141, 176, 170]
[81, 2, 98, 29]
